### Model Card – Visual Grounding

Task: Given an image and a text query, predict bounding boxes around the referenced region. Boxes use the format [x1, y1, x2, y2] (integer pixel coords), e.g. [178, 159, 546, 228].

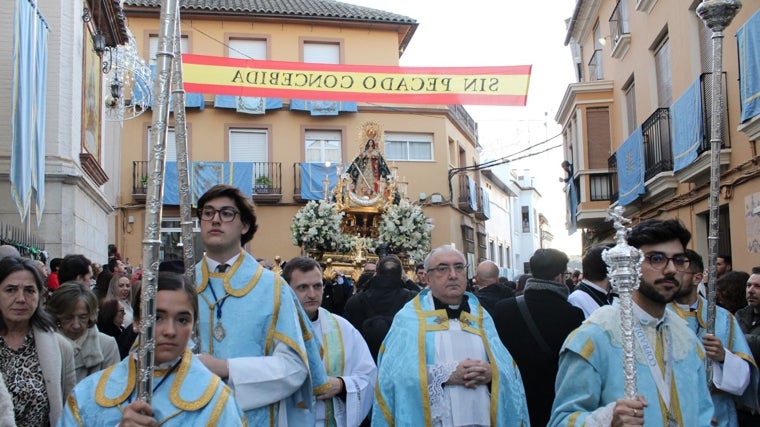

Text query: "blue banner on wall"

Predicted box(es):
[671, 78, 703, 172]
[163, 162, 253, 205]
[300, 163, 342, 200]
[738, 9, 760, 123]
[616, 127, 646, 206]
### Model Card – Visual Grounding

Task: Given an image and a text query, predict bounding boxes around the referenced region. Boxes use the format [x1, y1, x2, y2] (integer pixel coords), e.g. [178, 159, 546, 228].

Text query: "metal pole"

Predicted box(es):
[696, 0, 741, 385]
[137, 0, 178, 403]
[169, 2, 199, 351]
[602, 207, 643, 400]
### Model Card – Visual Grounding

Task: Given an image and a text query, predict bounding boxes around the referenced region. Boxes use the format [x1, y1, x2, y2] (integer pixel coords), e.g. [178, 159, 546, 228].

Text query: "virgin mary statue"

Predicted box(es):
[346, 124, 391, 199]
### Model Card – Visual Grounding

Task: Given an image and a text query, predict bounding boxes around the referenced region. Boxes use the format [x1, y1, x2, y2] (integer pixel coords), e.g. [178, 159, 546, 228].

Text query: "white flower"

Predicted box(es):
[291, 201, 344, 250]
[377, 199, 434, 263]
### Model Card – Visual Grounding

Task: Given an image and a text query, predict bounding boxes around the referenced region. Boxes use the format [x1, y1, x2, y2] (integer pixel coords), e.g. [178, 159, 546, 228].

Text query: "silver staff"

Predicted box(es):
[603, 206, 643, 400]
[137, 0, 179, 403]
[169, 3, 198, 353]
[696, 0, 741, 384]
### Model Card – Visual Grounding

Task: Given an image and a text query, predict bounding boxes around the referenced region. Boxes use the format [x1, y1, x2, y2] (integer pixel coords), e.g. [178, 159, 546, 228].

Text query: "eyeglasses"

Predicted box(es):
[427, 263, 468, 275]
[644, 252, 691, 272]
[199, 207, 239, 223]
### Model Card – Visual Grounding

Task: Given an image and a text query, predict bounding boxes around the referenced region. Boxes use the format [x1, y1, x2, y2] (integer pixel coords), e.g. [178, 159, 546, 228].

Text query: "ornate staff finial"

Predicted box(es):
[602, 206, 644, 400]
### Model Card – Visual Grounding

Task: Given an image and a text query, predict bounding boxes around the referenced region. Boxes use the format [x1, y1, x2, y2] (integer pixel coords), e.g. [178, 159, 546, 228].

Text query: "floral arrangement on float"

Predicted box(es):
[290, 200, 344, 251]
[377, 199, 434, 262]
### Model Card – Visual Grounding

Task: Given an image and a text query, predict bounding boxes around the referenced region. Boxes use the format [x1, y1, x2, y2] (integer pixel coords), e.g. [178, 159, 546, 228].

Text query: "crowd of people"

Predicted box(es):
[0, 183, 759, 426]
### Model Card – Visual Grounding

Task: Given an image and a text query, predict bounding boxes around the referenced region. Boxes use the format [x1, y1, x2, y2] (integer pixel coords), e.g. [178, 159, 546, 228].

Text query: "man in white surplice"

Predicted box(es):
[373, 245, 528, 427]
[283, 256, 377, 427]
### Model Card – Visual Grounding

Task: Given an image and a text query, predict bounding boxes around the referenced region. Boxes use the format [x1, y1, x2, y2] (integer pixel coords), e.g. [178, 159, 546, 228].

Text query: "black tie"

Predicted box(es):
[216, 264, 229, 273]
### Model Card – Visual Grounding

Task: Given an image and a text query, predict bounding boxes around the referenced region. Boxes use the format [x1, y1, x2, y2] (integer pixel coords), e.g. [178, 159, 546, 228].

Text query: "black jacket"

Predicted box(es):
[474, 283, 515, 316]
[492, 279, 584, 427]
[343, 275, 416, 332]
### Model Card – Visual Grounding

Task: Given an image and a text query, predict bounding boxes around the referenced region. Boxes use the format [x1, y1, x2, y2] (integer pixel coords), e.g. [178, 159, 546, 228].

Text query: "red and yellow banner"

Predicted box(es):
[182, 54, 531, 106]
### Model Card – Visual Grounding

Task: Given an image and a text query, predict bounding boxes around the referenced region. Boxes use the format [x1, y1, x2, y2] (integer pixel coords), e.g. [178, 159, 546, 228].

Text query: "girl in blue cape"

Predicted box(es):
[57, 272, 246, 426]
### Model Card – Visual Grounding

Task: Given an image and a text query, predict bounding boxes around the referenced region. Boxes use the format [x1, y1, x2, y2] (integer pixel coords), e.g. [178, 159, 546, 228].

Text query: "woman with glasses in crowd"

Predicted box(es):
[47, 282, 120, 382]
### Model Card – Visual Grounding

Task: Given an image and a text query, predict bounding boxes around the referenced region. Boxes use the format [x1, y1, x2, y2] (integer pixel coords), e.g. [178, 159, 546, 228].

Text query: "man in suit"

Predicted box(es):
[493, 248, 584, 427]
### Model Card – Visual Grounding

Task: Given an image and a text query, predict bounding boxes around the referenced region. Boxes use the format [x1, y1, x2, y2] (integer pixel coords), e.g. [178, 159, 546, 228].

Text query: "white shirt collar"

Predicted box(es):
[580, 279, 608, 293]
[633, 301, 666, 329]
[205, 252, 241, 272]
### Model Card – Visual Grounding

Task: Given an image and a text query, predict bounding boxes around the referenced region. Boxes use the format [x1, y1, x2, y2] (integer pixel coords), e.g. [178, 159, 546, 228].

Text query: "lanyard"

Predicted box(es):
[633, 323, 673, 410]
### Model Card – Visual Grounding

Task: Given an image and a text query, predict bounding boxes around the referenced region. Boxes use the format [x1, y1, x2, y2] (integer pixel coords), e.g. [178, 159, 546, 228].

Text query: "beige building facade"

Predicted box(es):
[558, 0, 760, 272]
[117, 1, 493, 269]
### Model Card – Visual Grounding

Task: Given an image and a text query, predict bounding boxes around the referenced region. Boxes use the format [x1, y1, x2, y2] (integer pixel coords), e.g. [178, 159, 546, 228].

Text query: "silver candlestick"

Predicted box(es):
[697, 0, 741, 386]
[602, 206, 644, 400]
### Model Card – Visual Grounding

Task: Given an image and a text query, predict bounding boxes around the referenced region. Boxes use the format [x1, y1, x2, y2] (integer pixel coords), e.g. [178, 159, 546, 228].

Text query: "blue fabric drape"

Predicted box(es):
[566, 180, 578, 235]
[671, 78, 703, 172]
[738, 9, 760, 123]
[11, 0, 48, 223]
[299, 163, 341, 200]
[290, 99, 357, 116]
[213, 95, 283, 112]
[480, 186, 490, 218]
[168, 162, 254, 205]
[468, 176, 478, 211]
[616, 126, 646, 206]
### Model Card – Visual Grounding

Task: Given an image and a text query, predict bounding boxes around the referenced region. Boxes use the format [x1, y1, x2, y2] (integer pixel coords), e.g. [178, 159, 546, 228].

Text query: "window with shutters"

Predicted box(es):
[229, 129, 268, 163]
[303, 41, 340, 64]
[228, 38, 267, 60]
[149, 35, 189, 65]
[586, 107, 611, 170]
[147, 127, 177, 162]
[653, 34, 672, 108]
[385, 132, 433, 161]
[521, 206, 530, 233]
[305, 130, 342, 163]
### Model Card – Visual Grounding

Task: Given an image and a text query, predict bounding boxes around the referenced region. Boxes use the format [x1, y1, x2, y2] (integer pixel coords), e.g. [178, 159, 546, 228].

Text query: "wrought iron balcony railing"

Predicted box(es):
[642, 107, 673, 180]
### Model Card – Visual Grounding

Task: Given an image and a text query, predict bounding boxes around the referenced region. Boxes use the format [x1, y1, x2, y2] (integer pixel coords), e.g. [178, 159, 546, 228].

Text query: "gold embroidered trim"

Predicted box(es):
[206, 385, 231, 426]
[95, 357, 136, 407]
[375, 381, 394, 426]
[412, 296, 433, 427]
[265, 279, 281, 354]
[579, 339, 596, 360]
[567, 411, 581, 427]
[170, 348, 220, 411]
[196, 250, 260, 297]
[67, 394, 83, 426]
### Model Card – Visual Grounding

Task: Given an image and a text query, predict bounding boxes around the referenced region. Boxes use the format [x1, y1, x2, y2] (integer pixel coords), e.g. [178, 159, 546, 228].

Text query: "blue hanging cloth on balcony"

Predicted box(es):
[616, 126, 646, 206]
[671, 78, 703, 172]
[566, 180, 578, 235]
[290, 99, 357, 116]
[162, 162, 253, 205]
[213, 95, 283, 113]
[480, 186, 490, 218]
[738, 9, 760, 123]
[467, 176, 478, 211]
[300, 162, 341, 200]
[134, 66, 205, 109]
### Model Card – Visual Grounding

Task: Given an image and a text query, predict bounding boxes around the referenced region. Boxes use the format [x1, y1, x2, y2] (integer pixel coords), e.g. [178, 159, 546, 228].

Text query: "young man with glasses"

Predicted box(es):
[372, 245, 529, 427]
[668, 250, 759, 427]
[193, 184, 329, 426]
[550, 219, 714, 426]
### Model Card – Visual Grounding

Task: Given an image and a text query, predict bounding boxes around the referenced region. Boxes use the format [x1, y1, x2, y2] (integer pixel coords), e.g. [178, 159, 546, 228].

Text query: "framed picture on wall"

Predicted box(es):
[81, 28, 101, 162]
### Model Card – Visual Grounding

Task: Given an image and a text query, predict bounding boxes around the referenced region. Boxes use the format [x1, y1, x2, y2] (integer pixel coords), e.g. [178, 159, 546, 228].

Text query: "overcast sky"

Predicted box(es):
[346, 0, 582, 255]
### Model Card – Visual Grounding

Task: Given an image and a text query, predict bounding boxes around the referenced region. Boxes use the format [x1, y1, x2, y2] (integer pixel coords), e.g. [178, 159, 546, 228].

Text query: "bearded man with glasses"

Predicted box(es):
[193, 184, 329, 426]
[550, 218, 714, 426]
[372, 245, 529, 427]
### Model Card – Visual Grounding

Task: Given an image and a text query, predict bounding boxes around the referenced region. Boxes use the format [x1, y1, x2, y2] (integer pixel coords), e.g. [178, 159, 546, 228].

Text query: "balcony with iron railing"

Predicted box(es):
[474, 185, 490, 221]
[641, 107, 678, 202]
[448, 104, 479, 143]
[642, 107, 673, 181]
[608, 0, 631, 58]
[588, 49, 604, 81]
[131, 160, 282, 203]
[608, 154, 618, 204]
[457, 174, 477, 213]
